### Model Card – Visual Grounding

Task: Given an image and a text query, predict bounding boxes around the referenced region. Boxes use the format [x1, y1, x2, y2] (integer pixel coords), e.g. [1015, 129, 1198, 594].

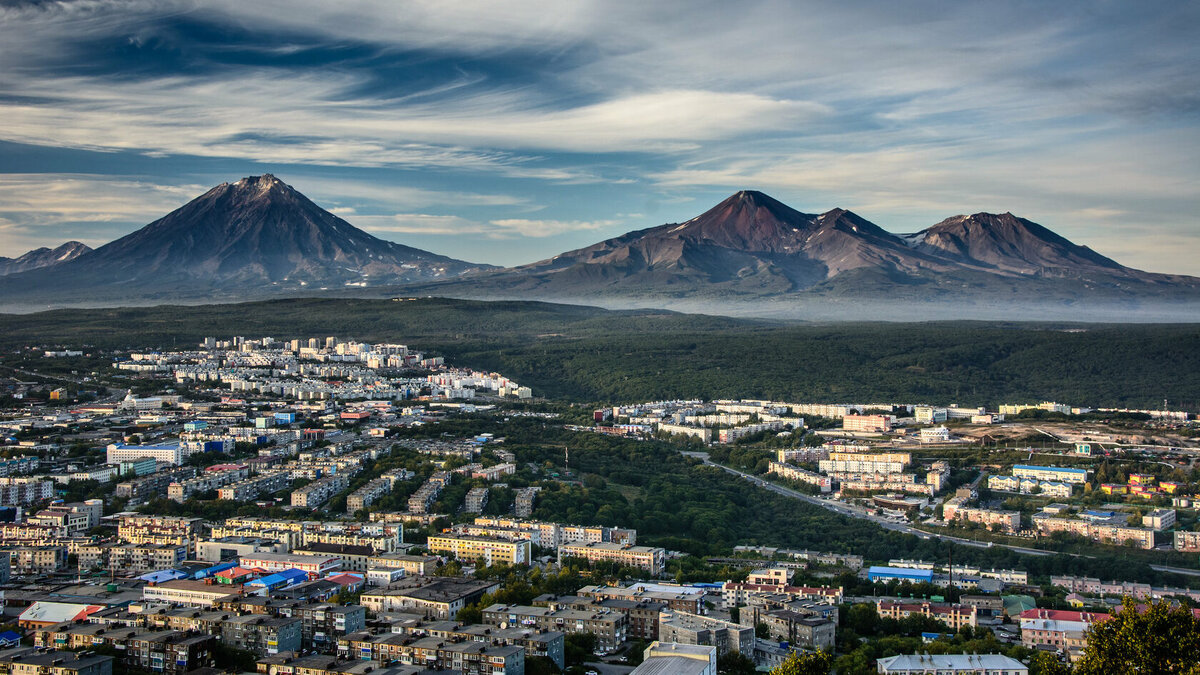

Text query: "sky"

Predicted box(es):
[0, 0, 1198, 272]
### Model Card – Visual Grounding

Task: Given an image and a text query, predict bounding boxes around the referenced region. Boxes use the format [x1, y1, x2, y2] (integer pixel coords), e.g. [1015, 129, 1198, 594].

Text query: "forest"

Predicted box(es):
[5, 296, 1200, 409]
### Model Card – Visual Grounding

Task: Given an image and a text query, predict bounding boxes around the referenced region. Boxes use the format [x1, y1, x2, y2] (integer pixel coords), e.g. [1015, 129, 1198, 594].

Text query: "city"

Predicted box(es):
[0, 335, 1197, 675]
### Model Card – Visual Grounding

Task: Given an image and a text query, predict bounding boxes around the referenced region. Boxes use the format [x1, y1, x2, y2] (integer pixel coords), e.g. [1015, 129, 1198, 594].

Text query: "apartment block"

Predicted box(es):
[367, 553, 439, 577]
[1012, 464, 1088, 484]
[942, 503, 1021, 533]
[1019, 609, 1110, 655]
[0, 477, 55, 505]
[167, 465, 249, 501]
[396, 620, 565, 669]
[360, 577, 500, 619]
[76, 542, 187, 573]
[407, 471, 450, 514]
[4, 545, 67, 574]
[658, 611, 754, 656]
[1032, 513, 1156, 549]
[115, 467, 197, 499]
[219, 615, 303, 655]
[346, 478, 392, 512]
[141, 579, 240, 607]
[197, 536, 289, 562]
[819, 451, 910, 474]
[1142, 509, 1176, 530]
[1175, 530, 1200, 553]
[117, 515, 202, 550]
[559, 541, 665, 574]
[578, 584, 706, 615]
[464, 487, 489, 513]
[219, 471, 292, 501]
[535, 594, 666, 641]
[841, 415, 891, 433]
[106, 443, 186, 465]
[337, 633, 524, 675]
[482, 603, 627, 653]
[427, 534, 530, 565]
[876, 601, 977, 630]
[877, 654, 1028, 674]
[238, 552, 341, 577]
[514, 488, 539, 517]
[293, 543, 376, 573]
[768, 461, 832, 492]
[755, 609, 836, 650]
[0, 650, 114, 675]
[276, 603, 366, 653]
[292, 474, 351, 508]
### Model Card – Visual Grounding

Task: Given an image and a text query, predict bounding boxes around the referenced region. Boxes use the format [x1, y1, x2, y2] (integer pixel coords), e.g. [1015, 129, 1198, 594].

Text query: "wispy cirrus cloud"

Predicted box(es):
[0, 0, 1198, 270]
[354, 213, 620, 240]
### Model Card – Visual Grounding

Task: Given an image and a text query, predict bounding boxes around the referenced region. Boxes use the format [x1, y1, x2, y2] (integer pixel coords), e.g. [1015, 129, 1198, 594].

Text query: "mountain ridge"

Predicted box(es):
[398, 190, 1200, 314]
[0, 241, 91, 275]
[0, 174, 493, 305]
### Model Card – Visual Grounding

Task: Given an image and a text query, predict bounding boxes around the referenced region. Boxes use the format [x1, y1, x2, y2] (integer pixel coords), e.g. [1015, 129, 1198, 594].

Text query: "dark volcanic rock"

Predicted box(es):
[0, 241, 91, 275]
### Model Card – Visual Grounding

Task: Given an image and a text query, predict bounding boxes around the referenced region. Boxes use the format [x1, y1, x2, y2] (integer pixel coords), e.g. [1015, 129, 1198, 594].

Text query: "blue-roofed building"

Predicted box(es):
[1012, 464, 1089, 484]
[246, 569, 308, 591]
[867, 566, 935, 583]
[191, 561, 238, 579]
[0, 631, 22, 647]
[139, 570, 188, 584]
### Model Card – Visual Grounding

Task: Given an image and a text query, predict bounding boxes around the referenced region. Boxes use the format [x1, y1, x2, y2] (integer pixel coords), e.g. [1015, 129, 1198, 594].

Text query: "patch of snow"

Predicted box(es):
[669, 223, 689, 233]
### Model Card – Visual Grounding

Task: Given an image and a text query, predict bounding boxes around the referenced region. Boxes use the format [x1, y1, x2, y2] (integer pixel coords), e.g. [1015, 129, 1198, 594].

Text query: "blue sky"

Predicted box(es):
[1, 0, 1198, 272]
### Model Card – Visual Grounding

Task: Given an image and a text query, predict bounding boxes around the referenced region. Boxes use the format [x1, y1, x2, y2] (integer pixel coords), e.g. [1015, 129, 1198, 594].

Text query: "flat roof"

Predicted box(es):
[1013, 464, 1088, 475]
[868, 566, 935, 577]
[877, 654, 1025, 670]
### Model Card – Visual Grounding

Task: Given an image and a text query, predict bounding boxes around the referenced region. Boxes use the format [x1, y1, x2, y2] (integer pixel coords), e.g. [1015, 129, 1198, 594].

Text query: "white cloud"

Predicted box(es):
[354, 213, 621, 240]
[0, 174, 206, 255]
[487, 218, 619, 238]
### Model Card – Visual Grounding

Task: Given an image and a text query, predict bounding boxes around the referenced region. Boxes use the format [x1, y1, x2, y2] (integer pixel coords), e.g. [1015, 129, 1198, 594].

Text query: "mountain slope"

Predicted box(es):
[460, 191, 960, 296]
[911, 212, 1128, 277]
[0, 175, 491, 306]
[400, 190, 1200, 318]
[0, 241, 91, 275]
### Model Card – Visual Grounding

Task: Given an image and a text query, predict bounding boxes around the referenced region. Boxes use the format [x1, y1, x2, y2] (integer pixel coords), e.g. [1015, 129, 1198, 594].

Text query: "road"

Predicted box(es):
[588, 662, 635, 675]
[1150, 564, 1200, 578]
[684, 450, 1059, 557]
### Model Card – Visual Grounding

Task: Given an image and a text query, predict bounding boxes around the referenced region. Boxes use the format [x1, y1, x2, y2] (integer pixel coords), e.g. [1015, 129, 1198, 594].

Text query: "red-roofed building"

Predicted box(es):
[213, 567, 256, 584]
[327, 573, 365, 592]
[18, 602, 105, 629]
[1019, 608, 1110, 653]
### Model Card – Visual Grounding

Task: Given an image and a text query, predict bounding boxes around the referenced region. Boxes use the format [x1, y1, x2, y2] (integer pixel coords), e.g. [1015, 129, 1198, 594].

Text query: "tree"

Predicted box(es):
[1029, 652, 1072, 675]
[755, 622, 771, 639]
[526, 656, 561, 675]
[565, 633, 597, 666]
[1073, 597, 1200, 675]
[717, 651, 756, 675]
[770, 650, 832, 675]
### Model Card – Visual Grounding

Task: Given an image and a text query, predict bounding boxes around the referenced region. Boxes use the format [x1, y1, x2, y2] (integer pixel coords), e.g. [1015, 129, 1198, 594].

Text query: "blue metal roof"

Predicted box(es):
[867, 566, 934, 580]
[139, 570, 187, 583]
[1013, 464, 1087, 475]
[191, 561, 237, 579]
[247, 569, 308, 587]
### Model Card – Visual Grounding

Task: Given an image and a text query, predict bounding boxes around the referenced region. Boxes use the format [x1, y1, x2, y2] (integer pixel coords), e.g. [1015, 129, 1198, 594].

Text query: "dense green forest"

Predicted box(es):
[4, 297, 1200, 409]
